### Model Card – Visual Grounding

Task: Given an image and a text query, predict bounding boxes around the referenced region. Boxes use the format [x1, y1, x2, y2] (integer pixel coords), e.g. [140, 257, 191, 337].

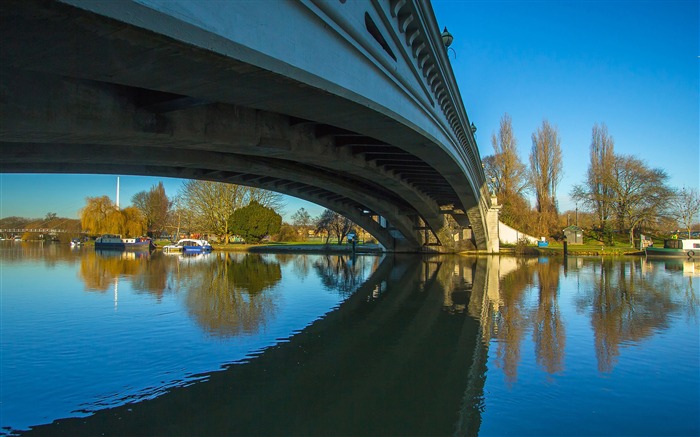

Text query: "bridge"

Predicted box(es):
[0, 229, 79, 234]
[0, 0, 499, 252]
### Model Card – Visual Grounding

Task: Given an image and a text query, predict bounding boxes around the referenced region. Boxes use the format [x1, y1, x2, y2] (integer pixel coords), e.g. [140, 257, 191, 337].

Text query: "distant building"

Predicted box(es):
[563, 226, 583, 244]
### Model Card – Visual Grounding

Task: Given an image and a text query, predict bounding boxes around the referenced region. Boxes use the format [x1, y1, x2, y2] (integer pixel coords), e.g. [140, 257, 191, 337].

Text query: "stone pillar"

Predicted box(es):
[486, 195, 502, 253]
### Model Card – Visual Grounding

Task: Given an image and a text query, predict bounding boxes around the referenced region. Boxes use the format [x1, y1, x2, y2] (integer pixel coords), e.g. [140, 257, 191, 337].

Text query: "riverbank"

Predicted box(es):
[498, 243, 645, 257]
[205, 242, 644, 256]
[207, 242, 384, 254]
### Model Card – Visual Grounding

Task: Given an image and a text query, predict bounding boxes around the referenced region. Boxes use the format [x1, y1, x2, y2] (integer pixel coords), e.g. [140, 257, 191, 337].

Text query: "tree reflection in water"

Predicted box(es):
[313, 254, 377, 296]
[582, 259, 683, 372]
[476, 257, 699, 381]
[79, 250, 152, 292]
[185, 253, 282, 337]
[75, 249, 697, 383]
[532, 259, 565, 375]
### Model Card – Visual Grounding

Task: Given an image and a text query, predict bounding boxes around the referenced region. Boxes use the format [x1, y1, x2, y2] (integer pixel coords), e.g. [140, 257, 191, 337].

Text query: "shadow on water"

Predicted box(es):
[22, 254, 493, 437]
[12, 247, 698, 436]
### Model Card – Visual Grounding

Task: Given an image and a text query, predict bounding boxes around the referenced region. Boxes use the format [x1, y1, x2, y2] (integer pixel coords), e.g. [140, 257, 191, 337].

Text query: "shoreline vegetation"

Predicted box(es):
[153, 240, 644, 256]
[3, 236, 650, 256]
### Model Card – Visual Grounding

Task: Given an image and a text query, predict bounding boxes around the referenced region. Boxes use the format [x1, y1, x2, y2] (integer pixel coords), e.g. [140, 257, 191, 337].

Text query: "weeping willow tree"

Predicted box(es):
[80, 196, 146, 237]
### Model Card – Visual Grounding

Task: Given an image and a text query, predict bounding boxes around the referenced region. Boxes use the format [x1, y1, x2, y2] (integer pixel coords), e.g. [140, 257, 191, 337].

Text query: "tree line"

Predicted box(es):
[79, 180, 362, 245]
[484, 114, 699, 245]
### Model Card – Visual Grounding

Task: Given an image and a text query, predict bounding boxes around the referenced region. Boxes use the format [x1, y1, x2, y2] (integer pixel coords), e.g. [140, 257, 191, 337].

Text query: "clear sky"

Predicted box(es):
[1, 0, 698, 222]
[432, 0, 699, 210]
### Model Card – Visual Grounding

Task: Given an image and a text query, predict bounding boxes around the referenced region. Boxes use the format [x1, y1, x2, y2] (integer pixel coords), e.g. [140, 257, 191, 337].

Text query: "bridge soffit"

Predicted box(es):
[1, 73, 432, 248]
[57, 0, 485, 204]
[0, 69, 442, 234]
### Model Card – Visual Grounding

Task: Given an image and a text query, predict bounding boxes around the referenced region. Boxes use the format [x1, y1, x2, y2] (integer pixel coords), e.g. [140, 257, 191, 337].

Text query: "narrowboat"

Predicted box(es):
[94, 234, 155, 251]
[645, 238, 700, 258]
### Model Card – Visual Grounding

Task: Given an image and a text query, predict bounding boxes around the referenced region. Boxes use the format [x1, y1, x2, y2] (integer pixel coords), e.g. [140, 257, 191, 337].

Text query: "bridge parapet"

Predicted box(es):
[388, 0, 484, 184]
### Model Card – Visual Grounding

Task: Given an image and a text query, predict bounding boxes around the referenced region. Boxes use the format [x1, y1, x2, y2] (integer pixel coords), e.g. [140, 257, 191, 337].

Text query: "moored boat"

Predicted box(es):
[645, 238, 700, 258]
[94, 234, 155, 251]
[162, 238, 213, 254]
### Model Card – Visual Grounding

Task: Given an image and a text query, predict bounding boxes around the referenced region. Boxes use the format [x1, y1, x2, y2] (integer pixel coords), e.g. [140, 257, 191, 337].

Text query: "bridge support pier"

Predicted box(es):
[485, 196, 502, 254]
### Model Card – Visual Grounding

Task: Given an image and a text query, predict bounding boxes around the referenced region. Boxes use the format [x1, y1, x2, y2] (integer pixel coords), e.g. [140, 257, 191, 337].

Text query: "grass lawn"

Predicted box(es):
[502, 232, 648, 256]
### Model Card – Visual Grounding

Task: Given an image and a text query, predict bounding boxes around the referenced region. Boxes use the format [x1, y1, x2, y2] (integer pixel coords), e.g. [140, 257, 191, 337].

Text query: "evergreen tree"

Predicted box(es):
[229, 201, 282, 243]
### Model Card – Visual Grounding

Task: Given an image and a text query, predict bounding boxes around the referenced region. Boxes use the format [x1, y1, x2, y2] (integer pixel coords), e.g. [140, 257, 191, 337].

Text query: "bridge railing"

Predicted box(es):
[0, 229, 82, 234]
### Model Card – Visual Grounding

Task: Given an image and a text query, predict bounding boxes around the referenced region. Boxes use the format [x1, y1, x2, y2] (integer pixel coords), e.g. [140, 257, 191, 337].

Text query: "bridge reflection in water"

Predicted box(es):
[21, 253, 489, 436]
[14, 248, 698, 436]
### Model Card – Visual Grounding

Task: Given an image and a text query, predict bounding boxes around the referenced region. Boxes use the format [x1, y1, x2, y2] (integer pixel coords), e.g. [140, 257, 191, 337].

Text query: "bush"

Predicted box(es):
[274, 224, 298, 242]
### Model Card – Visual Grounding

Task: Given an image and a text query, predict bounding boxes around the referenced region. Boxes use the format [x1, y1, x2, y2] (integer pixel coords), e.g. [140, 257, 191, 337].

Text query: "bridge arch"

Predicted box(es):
[0, 0, 498, 252]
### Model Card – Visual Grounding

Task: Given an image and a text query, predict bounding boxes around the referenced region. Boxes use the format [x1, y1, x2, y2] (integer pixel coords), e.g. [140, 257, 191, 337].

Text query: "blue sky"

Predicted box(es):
[432, 0, 699, 209]
[1, 0, 697, 222]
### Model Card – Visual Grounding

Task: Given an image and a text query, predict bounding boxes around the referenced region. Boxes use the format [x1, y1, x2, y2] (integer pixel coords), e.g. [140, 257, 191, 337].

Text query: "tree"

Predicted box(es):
[588, 123, 615, 229]
[315, 210, 335, 244]
[178, 180, 284, 244]
[80, 196, 118, 235]
[167, 194, 196, 240]
[132, 181, 171, 237]
[119, 206, 147, 237]
[488, 113, 529, 197]
[291, 207, 312, 241]
[229, 201, 282, 243]
[668, 186, 700, 238]
[571, 123, 615, 232]
[529, 120, 563, 235]
[609, 155, 672, 246]
[483, 114, 532, 231]
[80, 196, 146, 236]
[315, 209, 354, 244]
[530, 120, 563, 213]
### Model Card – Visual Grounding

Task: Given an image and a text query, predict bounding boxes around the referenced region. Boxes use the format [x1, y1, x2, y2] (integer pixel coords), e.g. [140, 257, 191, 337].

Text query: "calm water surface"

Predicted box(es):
[1, 242, 698, 436]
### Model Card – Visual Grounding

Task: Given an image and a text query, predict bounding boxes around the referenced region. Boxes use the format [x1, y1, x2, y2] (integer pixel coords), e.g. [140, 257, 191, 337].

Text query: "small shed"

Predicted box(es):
[563, 226, 584, 245]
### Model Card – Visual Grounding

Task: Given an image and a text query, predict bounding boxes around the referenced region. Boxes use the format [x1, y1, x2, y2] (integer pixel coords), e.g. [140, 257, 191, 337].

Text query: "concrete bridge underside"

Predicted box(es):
[0, 0, 495, 252]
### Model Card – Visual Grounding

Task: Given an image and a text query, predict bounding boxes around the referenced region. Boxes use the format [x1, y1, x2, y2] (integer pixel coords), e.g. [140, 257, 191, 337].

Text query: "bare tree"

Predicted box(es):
[529, 120, 563, 235]
[291, 207, 313, 241]
[609, 155, 672, 246]
[178, 180, 284, 243]
[131, 181, 171, 237]
[315, 209, 354, 244]
[580, 123, 615, 228]
[669, 186, 700, 238]
[571, 123, 616, 243]
[489, 113, 529, 197]
[530, 120, 563, 213]
[482, 114, 532, 232]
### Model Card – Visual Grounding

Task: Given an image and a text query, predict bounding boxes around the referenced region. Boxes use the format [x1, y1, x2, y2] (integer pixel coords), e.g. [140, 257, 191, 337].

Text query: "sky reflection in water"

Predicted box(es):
[1, 243, 698, 436]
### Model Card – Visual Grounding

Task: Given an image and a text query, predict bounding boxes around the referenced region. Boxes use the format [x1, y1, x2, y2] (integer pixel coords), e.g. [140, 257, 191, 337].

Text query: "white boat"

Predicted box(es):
[645, 238, 700, 258]
[162, 239, 213, 254]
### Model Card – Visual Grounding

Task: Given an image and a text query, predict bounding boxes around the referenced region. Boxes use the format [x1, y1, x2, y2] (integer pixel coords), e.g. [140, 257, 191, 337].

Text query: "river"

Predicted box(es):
[1, 242, 698, 436]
